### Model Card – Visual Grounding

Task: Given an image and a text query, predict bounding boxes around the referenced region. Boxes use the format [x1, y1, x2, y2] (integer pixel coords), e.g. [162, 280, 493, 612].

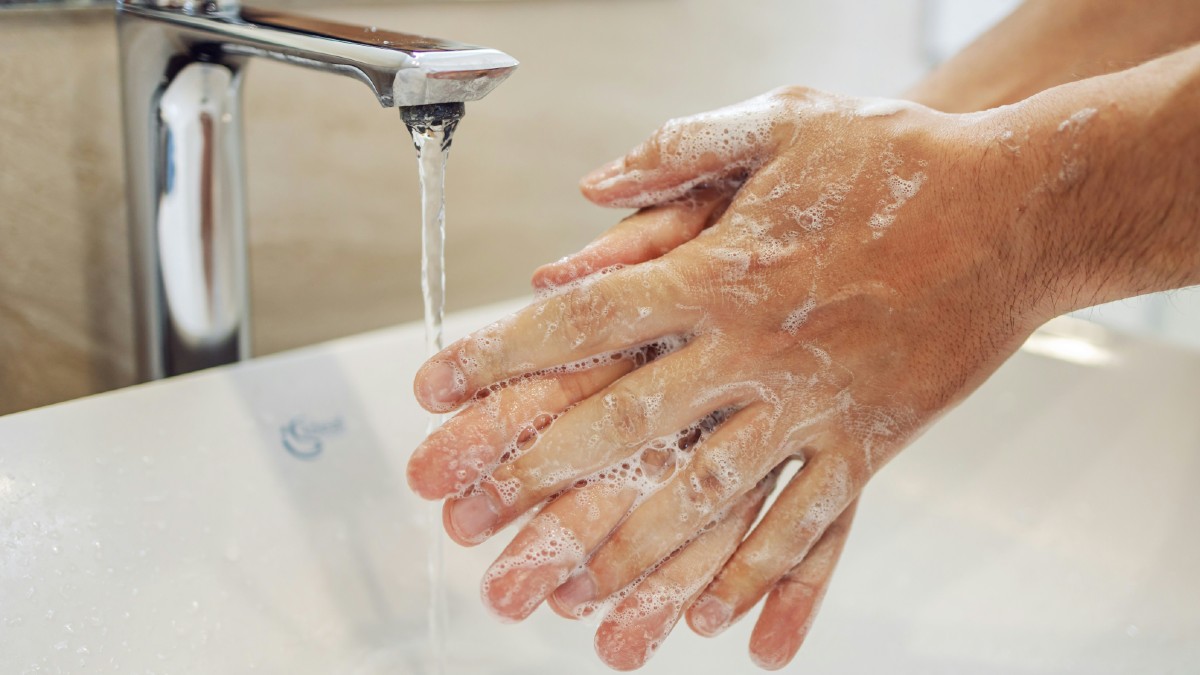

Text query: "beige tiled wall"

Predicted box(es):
[0, 11, 130, 415]
[0, 0, 925, 415]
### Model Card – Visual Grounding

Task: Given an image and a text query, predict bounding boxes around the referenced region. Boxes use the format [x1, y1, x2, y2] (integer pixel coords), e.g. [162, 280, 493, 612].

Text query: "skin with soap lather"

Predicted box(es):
[407, 2, 1200, 670]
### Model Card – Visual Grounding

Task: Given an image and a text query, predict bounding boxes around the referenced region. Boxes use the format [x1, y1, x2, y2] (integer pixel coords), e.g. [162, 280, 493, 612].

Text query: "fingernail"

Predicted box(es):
[448, 492, 499, 543]
[690, 594, 732, 636]
[749, 621, 792, 671]
[482, 567, 537, 622]
[554, 569, 597, 611]
[582, 159, 623, 187]
[416, 361, 464, 411]
[750, 645, 790, 671]
[597, 602, 674, 670]
[483, 561, 567, 623]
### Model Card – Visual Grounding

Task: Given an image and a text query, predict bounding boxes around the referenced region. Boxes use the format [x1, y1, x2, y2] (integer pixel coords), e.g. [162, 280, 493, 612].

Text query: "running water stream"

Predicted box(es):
[403, 102, 464, 675]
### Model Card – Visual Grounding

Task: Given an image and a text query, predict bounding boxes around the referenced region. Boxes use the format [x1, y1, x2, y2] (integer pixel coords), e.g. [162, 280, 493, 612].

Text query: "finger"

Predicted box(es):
[549, 403, 788, 616]
[539, 423, 715, 623]
[480, 478, 639, 623]
[593, 471, 779, 671]
[407, 359, 633, 500]
[579, 91, 795, 209]
[686, 450, 862, 638]
[747, 500, 857, 670]
[531, 187, 733, 292]
[441, 344, 752, 546]
[480, 409, 727, 621]
[413, 267, 694, 414]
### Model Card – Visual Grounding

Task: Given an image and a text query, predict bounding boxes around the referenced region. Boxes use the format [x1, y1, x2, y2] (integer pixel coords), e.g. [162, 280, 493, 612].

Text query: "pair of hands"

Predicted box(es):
[407, 86, 1077, 669]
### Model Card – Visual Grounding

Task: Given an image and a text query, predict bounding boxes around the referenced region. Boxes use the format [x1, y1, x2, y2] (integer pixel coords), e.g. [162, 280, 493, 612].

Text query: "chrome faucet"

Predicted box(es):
[116, 0, 517, 379]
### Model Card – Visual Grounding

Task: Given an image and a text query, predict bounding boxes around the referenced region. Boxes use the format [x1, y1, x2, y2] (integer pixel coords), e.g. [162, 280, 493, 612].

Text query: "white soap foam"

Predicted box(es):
[997, 128, 1023, 155]
[867, 151, 927, 238]
[1054, 107, 1099, 186]
[534, 263, 626, 301]
[853, 97, 919, 118]
[783, 182, 850, 233]
[480, 513, 585, 620]
[782, 296, 817, 335]
[1057, 107, 1097, 133]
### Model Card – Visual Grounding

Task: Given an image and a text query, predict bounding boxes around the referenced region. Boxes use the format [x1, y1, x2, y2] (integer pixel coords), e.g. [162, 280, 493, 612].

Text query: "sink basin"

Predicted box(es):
[2, 299, 1199, 673]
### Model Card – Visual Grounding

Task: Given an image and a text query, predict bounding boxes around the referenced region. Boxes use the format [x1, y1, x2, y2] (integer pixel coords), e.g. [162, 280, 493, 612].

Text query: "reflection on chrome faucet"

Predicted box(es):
[116, 0, 518, 379]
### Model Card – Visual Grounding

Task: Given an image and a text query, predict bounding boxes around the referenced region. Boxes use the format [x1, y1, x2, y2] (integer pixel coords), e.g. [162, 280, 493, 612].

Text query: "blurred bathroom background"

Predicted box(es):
[0, 0, 1196, 416]
[926, 0, 1200, 351]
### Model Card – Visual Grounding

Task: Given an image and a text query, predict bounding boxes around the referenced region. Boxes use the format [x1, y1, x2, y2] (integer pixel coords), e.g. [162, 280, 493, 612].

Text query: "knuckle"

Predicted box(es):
[600, 380, 652, 446]
[493, 457, 560, 508]
[590, 532, 646, 592]
[779, 570, 821, 598]
[627, 130, 667, 170]
[657, 117, 687, 149]
[554, 369, 594, 407]
[557, 286, 613, 351]
[636, 445, 678, 483]
[720, 549, 765, 589]
[599, 524, 637, 562]
[768, 84, 814, 106]
[647, 256, 697, 305]
[682, 454, 739, 513]
[772, 83, 811, 99]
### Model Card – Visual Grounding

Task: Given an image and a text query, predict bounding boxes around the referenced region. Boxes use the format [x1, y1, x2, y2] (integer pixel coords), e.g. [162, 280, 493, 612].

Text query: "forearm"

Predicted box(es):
[1005, 43, 1200, 315]
[907, 0, 1200, 112]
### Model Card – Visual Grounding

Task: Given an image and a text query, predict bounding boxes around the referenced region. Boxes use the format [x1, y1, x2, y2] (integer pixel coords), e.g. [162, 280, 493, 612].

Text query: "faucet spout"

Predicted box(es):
[116, 3, 517, 380]
[241, 9, 517, 107]
[123, 4, 518, 108]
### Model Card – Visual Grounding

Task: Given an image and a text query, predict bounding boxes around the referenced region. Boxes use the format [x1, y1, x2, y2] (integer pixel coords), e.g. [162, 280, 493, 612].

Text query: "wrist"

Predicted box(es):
[983, 49, 1200, 318]
[906, 0, 1200, 115]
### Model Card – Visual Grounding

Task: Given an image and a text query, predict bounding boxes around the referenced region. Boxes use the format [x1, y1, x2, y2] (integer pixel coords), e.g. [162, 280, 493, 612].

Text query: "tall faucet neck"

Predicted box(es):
[116, 2, 517, 380]
[118, 0, 240, 16]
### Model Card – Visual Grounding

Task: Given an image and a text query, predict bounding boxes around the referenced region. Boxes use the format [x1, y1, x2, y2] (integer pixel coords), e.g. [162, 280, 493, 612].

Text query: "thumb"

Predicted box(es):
[580, 90, 795, 209]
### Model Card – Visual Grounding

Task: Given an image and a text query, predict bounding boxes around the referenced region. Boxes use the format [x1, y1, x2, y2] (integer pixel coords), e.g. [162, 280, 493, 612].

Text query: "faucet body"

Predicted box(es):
[116, 0, 516, 379]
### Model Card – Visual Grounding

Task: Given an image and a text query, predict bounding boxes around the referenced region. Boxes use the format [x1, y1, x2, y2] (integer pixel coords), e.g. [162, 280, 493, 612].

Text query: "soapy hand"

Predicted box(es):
[408, 86, 1069, 669]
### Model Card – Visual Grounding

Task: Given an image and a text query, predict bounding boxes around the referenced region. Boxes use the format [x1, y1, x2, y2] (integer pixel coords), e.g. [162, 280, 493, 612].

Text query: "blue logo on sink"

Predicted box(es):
[281, 415, 345, 460]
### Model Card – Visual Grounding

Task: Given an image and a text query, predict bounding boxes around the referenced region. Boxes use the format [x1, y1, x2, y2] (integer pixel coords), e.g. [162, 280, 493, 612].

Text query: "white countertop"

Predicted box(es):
[2, 299, 1198, 674]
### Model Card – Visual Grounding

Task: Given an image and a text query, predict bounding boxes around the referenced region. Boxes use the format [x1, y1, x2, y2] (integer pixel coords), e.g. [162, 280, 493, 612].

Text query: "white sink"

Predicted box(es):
[2, 299, 1199, 673]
